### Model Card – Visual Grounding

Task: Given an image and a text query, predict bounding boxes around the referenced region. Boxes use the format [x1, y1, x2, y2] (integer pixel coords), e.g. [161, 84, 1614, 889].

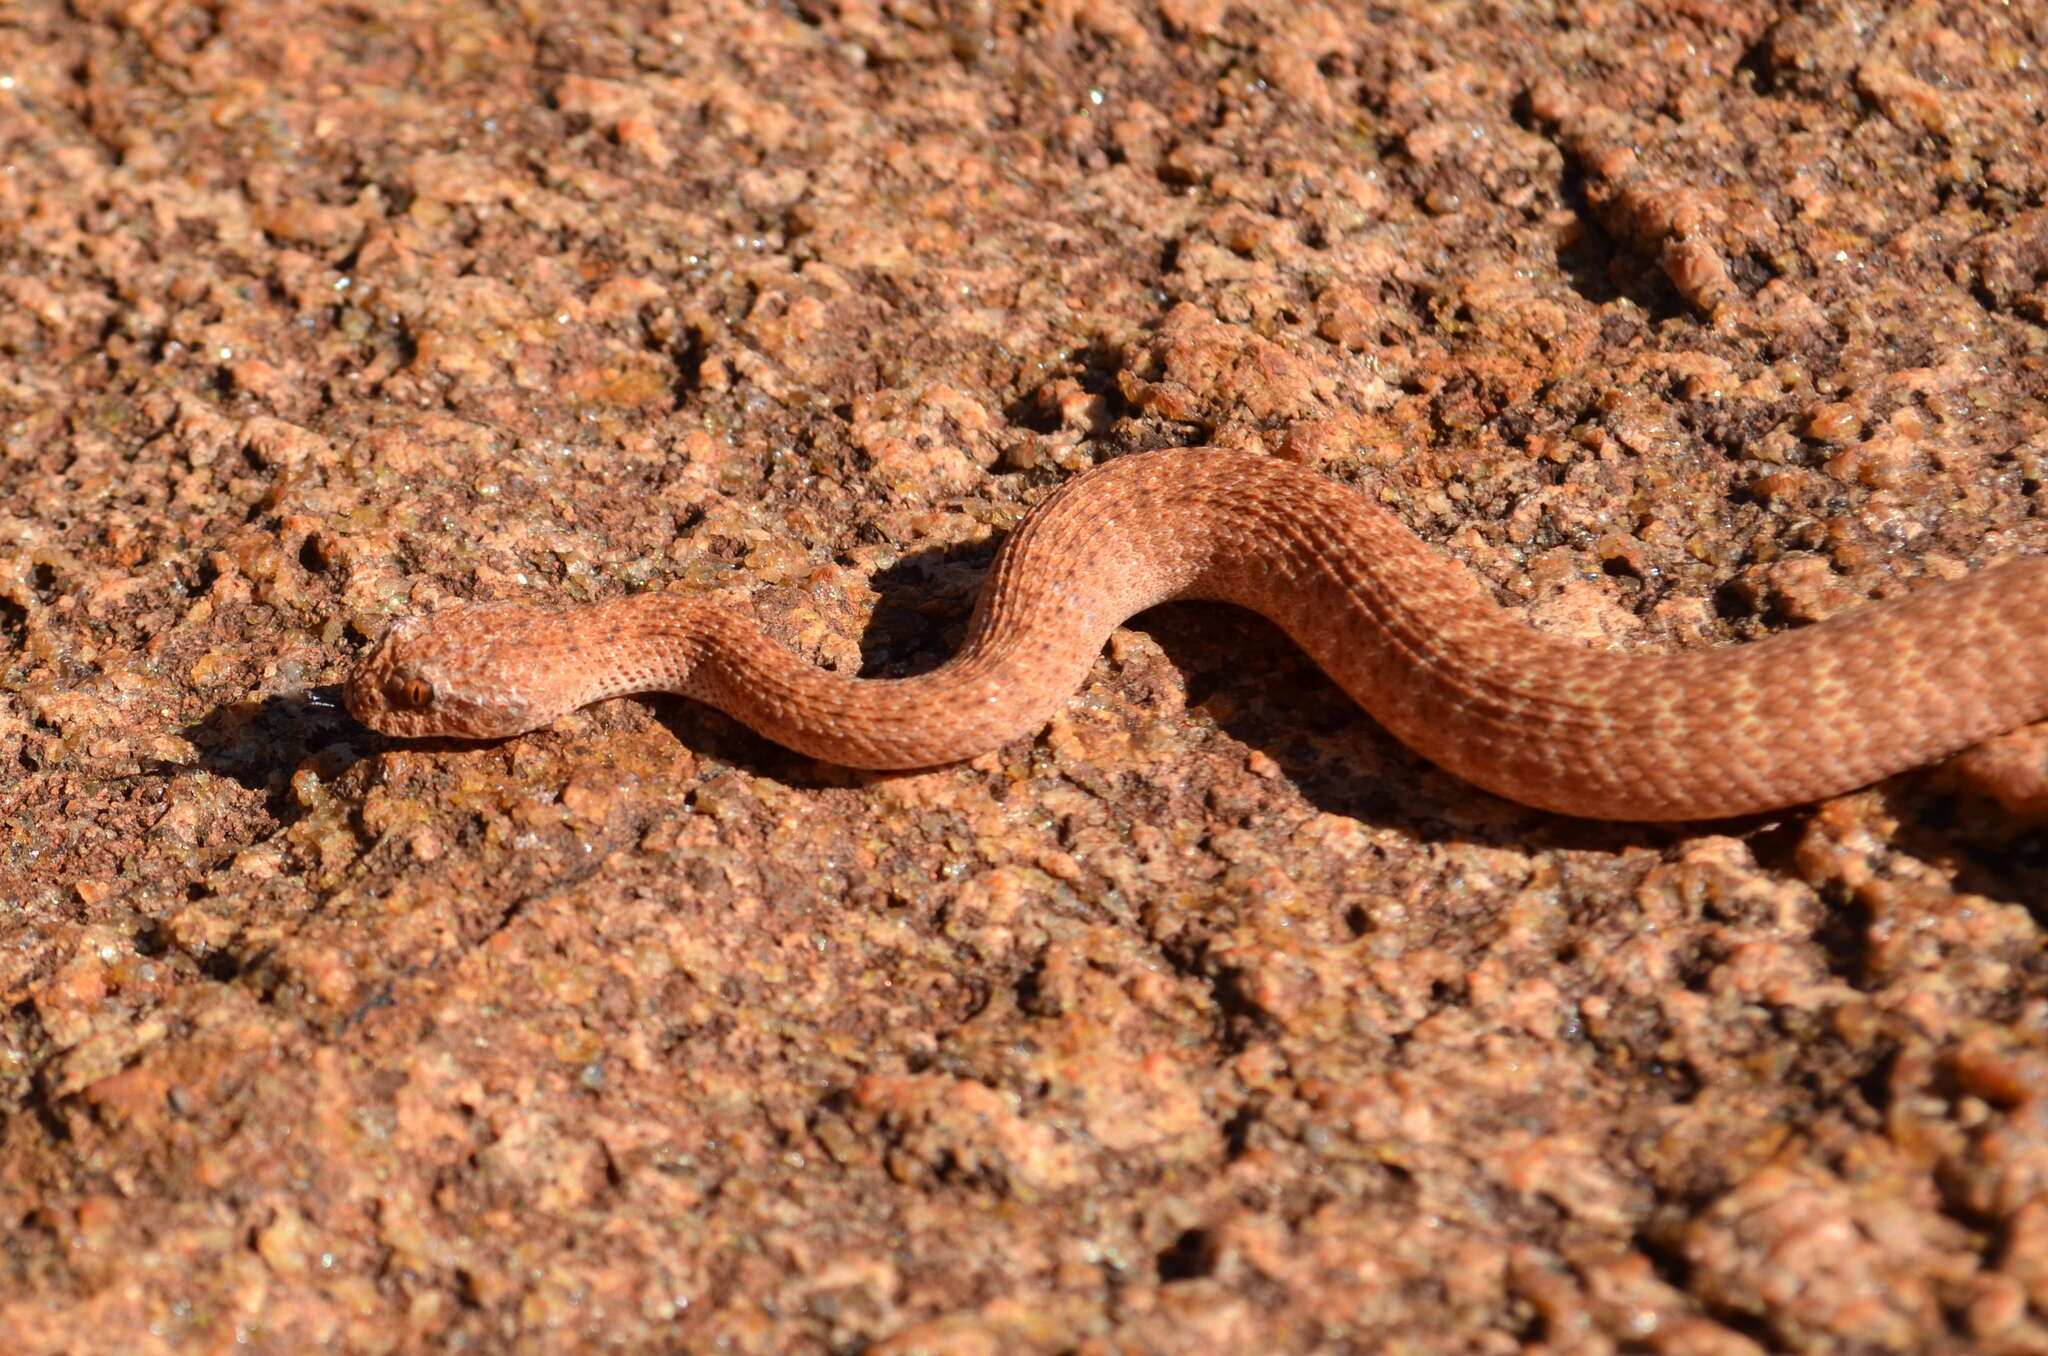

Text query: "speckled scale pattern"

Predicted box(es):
[345, 448, 2048, 820]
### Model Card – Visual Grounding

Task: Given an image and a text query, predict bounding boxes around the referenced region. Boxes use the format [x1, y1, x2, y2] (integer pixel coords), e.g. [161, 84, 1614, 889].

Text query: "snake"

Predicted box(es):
[344, 447, 2048, 820]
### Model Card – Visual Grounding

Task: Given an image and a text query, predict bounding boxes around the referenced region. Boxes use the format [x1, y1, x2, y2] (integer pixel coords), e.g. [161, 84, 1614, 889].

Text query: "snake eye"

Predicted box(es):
[398, 678, 433, 709]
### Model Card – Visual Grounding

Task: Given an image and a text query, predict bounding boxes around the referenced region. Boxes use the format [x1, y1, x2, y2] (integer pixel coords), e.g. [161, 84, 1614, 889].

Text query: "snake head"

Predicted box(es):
[345, 605, 569, 739]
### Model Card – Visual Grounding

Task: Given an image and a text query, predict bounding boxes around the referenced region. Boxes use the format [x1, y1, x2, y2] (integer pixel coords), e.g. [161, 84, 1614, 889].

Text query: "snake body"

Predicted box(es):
[346, 448, 2048, 820]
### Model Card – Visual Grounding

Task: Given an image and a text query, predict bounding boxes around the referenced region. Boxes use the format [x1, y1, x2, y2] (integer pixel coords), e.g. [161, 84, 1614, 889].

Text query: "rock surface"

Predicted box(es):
[3, 1, 2048, 1351]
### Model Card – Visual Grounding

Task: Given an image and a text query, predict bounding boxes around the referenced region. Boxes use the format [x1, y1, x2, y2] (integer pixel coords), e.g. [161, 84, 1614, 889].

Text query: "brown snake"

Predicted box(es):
[346, 447, 2048, 820]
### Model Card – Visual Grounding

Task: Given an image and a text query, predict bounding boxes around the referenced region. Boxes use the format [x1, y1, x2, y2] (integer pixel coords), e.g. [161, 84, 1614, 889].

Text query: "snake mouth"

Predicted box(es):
[342, 668, 419, 735]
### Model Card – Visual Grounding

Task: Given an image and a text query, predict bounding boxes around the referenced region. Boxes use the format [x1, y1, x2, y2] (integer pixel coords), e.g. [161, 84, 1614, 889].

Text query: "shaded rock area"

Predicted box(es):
[3, 1, 2048, 1350]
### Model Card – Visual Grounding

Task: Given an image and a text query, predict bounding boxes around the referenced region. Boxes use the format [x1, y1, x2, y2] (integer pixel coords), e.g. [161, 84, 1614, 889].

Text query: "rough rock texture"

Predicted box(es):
[3, 1, 2047, 1351]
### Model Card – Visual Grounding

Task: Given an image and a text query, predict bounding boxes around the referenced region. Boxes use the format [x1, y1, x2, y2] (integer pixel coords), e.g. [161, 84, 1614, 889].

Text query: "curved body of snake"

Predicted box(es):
[345, 447, 2048, 820]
